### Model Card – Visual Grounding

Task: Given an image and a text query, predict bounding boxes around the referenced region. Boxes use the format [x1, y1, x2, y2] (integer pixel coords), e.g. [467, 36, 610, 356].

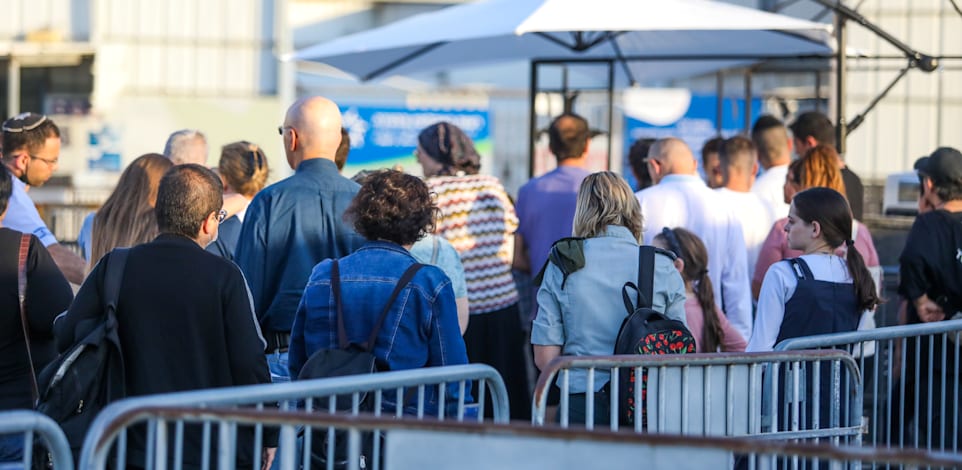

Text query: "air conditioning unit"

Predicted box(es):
[882, 171, 920, 216]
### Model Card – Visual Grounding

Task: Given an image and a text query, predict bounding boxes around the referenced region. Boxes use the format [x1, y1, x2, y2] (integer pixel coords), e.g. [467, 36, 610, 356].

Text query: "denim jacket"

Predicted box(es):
[288, 241, 469, 410]
[531, 225, 688, 393]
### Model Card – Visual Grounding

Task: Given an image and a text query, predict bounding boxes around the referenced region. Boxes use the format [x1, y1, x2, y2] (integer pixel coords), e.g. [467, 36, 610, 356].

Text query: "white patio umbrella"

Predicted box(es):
[292, 0, 834, 83]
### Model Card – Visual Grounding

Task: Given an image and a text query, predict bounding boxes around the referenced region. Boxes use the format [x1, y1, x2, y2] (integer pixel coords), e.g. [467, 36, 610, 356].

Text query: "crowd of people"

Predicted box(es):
[2, 95, 961, 465]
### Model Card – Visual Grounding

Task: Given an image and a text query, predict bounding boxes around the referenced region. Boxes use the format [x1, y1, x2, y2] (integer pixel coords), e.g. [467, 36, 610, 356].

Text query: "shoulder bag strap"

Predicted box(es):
[638, 245, 655, 309]
[365, 264, 424, 352]
[103, 248, 129, 316]
[332, 260, 349, 349]
[17, 234, 39, 405]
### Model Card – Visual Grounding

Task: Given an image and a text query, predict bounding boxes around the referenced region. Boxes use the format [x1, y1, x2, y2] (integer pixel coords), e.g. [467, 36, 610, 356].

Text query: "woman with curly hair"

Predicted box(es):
[288, 169, 468, 392]
[416, 121, 530, 420]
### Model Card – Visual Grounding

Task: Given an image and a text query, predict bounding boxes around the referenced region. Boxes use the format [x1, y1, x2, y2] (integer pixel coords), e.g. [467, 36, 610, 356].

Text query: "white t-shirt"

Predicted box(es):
[715, 188, 776, 281]
[748, 254, 852, 352]
[5, 174, 57, 246]
[752, 164, 791, 220]
[636, 174, 753, 341]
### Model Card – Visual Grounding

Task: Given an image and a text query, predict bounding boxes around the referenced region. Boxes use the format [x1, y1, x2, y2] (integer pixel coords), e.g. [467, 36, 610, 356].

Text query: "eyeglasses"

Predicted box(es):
[3, 113, 48, 133]
[216, 209, 227, 224]
[29, 154, 59, 166]
[277, 126, 291, 136]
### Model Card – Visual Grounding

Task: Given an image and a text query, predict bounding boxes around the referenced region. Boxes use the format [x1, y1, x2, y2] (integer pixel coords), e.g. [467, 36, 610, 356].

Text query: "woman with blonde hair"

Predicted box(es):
[752, 144, 880, 299]
[531, 171, 687, 424]
[207, 141, 269, 259]
[82, 153, 173, 267]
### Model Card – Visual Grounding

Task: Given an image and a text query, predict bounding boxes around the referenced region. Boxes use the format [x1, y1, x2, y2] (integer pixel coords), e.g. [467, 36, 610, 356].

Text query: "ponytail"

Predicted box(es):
[845, 239, 881, 312]
[694, 271, 725, 352]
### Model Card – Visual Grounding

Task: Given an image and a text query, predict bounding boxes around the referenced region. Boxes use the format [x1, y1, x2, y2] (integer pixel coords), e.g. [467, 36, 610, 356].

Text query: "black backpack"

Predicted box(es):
[612, 246, 696, 427]
[297, 260, 423, 469]
[36, 248, 128, 455]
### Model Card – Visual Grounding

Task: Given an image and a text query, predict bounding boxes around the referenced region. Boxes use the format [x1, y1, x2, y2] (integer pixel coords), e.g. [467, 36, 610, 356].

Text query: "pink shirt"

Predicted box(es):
[752, 218, 881, 287]
[684, 297, 748, 353]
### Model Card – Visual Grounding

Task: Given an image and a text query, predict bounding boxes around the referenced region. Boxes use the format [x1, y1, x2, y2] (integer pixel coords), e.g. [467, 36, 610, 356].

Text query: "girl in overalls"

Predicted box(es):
[748, 187, 881, 437]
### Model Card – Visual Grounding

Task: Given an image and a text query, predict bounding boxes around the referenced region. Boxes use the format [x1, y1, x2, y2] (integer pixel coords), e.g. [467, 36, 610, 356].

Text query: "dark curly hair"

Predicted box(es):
[345, 170, 437, 246]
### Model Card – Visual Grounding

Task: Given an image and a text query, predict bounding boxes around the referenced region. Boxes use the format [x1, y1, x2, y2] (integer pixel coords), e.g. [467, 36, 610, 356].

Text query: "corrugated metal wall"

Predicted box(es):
[0, 0, 90, 41]
[844, 0, 962, 180]
[96, 0, 278, 96]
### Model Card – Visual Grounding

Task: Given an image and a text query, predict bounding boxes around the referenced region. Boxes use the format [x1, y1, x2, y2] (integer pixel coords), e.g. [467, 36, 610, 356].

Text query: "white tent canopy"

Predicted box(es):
[293, 0, 835, 83]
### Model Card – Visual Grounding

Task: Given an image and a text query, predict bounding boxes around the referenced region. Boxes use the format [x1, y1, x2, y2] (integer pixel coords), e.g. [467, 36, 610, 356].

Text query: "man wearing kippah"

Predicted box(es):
[0, 113, 85, 284]
[899, 146, 962, 451]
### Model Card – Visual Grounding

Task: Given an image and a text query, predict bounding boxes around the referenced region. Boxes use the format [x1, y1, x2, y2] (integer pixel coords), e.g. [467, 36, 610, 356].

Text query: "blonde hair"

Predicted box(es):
[572, 171, 643, 241]
[219, 141, 269, 198]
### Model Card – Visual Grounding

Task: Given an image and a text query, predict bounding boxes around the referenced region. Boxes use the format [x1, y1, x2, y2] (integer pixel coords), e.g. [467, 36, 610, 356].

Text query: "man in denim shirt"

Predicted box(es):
[235, 96, 364, 382]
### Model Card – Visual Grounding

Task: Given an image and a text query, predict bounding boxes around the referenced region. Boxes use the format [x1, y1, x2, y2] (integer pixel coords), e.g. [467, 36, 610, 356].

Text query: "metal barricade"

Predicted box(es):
[0, 410, 73, 470]
[83, 406, 962, 470]
[79, 364, 508, 470]
[775, 319, 962, 456]
[531, 351, 863, 445]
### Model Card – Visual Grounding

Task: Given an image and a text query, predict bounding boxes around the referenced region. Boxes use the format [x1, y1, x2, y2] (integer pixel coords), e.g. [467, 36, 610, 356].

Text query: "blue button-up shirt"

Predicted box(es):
[289, 241, 469, 410]
[235, 158, 365, 333]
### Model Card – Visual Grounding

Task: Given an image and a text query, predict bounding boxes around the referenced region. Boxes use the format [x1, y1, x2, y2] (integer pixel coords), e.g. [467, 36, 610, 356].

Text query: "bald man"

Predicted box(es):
[234, 96, 364, 382]
[636, 137, 753, 341]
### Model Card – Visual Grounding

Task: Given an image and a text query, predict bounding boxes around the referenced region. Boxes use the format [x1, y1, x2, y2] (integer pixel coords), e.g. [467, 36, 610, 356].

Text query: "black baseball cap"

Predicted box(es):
[915, 147, 962, 188]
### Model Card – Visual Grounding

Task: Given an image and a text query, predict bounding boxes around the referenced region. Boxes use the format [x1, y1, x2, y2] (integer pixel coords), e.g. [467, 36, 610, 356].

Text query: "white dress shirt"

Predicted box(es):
[715, 188, 776, 281]
[636, 174, 753, 340]
[752, 164, 791, 220]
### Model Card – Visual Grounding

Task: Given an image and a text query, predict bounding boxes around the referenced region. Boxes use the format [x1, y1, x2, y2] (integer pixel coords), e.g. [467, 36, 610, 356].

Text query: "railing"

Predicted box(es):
[0, 410, 74, 470]
[79, 364, 508, 469]
[531, 351, 863, 445]
[81, 406, 962, 470]
[776, 319, 962, 456]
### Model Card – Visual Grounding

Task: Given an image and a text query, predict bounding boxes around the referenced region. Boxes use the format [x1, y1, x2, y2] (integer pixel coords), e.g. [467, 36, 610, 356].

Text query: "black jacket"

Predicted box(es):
[55, 233, 272, 468]
[0, 228, 72, 411]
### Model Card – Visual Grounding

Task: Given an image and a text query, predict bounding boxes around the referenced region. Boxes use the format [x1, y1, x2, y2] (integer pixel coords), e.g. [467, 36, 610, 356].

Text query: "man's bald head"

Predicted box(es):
[282, 96, 343, 169]
[647, 137, 697, 183]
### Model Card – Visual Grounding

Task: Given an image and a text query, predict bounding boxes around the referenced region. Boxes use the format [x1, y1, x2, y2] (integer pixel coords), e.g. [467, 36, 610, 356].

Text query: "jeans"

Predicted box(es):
[0, 433, 24, 469]
[267, 351, 290, 383]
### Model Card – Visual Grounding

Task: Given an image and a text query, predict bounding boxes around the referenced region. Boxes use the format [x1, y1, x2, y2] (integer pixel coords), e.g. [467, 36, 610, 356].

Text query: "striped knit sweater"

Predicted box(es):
[427, 174, 519, 315]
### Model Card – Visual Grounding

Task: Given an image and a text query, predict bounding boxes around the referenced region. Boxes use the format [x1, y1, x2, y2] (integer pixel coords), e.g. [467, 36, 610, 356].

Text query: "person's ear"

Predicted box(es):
[673, 257, 685, 275]
[582, 138, 591, 158]
[286, 128, 298, 153]
[811, 220, 822, 239]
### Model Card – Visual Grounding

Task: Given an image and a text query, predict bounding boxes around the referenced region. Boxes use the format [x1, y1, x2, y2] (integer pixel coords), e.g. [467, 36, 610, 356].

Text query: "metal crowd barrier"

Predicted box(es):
[79, 364, 508, 470]
[81, 406, 962, 470]
[531, 351, 863, 445]
[775, 319, 962, 456]
[0, 410, 74, 470]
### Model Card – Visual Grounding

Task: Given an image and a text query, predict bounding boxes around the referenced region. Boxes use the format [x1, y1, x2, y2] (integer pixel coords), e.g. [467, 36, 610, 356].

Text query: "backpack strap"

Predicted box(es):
[332, 260, 424, 351]
[104, 248, 129, 316]
[787, 257, 814, 281]
[621, 246, 657, 315]
[638, 245, 655, 310]
[332, 260, 348, 349]
[365, 264, 423, 352]
[16, 234, 39, 405]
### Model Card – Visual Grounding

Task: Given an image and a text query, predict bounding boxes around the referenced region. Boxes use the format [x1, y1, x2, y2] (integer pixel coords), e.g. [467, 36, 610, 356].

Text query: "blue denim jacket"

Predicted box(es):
[288, 241, 470, 410]
[235, 159, 365, 333]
